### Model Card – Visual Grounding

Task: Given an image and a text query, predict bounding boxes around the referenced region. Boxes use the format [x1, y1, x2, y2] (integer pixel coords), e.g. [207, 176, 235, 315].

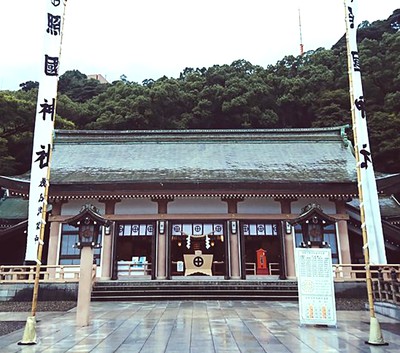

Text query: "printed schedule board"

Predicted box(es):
[295, 248, 337, 326]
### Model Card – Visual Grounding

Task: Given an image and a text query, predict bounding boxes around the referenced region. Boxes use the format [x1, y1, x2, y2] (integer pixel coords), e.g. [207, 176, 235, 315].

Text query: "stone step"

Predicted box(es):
[93, 280, 298, 287]
[93, 283, 298, 289]
[91, 280, 299, 301]
[92, 294, 298, 301]
[92, 289, 298, 295]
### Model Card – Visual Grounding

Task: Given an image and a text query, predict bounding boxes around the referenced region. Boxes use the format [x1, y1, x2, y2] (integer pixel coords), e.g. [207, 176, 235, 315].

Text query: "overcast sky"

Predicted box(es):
[0, 0, 398, 90]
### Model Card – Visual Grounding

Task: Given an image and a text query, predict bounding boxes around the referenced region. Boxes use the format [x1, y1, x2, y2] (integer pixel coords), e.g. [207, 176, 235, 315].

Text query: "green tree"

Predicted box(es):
[0, 91, 35, 174]
[59, 70, 109, 103]
[86, 82, 151, 130]
[19, 81, 39, 92]
[0, 137, 17, 175]
[0, 91, 35, 139]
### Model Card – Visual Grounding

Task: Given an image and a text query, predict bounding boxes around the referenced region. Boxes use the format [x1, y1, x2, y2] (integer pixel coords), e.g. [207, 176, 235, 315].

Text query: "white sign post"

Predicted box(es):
[295, 248, 337, 327]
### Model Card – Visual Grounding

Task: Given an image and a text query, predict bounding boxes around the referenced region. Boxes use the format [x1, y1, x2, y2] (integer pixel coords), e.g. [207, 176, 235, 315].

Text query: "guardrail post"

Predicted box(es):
[59, 266, 65, 281]
[390, 268, 397, 282]
[375, 268, 384, 301]
[390, 268, 398, 304]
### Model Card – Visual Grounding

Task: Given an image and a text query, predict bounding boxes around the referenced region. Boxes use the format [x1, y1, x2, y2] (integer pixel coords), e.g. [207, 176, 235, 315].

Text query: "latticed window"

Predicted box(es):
[171, 223, 224, 236]
[242, 222, 278, 236]
[118, 223, 155, 236]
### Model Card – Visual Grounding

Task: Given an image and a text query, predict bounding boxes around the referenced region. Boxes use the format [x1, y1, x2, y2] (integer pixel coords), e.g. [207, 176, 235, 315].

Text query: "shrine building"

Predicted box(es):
[1, 126, 388, 279]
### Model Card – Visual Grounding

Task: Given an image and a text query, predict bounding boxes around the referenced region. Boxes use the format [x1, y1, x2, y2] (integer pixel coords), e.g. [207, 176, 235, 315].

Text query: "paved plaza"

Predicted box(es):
[0, 301, 399, 353]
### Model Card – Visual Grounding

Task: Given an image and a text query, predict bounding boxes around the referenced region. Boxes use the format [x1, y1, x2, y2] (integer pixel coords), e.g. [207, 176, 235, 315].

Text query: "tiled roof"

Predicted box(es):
[47, 126, 357, 185]
[378, 196, 400, 218]
[348, 196, 400, 219]
[0, 197, 28, 220]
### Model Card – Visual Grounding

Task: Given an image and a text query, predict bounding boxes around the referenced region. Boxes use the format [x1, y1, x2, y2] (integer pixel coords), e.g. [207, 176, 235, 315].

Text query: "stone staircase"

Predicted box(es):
[91, 279, 298, 301]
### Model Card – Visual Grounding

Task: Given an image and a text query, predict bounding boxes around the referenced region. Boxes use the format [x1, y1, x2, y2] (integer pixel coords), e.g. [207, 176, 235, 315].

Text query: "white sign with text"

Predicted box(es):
[295, 248, 337, 326]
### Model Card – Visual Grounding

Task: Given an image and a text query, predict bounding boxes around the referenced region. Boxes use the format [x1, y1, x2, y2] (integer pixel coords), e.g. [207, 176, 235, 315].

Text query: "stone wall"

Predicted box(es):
[0, 283, 78, 302]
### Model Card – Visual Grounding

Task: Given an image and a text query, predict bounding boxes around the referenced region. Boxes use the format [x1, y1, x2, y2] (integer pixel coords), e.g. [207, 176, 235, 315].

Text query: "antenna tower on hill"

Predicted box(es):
[298, 8, 304, 56]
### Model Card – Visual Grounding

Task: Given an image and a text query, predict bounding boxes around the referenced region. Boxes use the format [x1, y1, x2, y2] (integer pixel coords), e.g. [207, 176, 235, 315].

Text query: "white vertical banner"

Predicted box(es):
[344, 0, 387, 264]
[26, 0, 67, 262]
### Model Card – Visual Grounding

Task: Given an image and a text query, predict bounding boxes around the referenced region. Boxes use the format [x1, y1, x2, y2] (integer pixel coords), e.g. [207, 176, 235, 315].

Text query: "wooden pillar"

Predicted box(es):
[154, 198, 173, 280]
[99, 199, 119, 279]
[278, 198, 296, 278]
[76, 246, 94, 327]
[335, 199, 352, 273]
[222, 198, 243, 279]
[47, 200, 65, 279]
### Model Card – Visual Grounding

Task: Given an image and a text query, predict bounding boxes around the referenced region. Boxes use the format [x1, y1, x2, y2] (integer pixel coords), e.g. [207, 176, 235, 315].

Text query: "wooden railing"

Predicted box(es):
[332, 264, 400, 282]
[1, 263, 399, 285]
[117, 261, 152, 277]
[245, 262, 256, 275]
[332, 264, 400, 307]
[268, 262, 280, 275]
[0, 264, 96, 283]
[372, 267, 400, 305]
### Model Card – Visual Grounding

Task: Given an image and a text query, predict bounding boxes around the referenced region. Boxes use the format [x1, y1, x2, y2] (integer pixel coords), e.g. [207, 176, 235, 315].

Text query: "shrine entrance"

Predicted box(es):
[115, 222, 155, 278]
[241, 221, 282, 276]
[170, 222, 227, 277]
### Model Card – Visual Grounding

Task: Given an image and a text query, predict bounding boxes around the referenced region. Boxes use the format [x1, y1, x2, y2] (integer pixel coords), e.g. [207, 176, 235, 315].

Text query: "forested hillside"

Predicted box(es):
[1, 10, 399, 176]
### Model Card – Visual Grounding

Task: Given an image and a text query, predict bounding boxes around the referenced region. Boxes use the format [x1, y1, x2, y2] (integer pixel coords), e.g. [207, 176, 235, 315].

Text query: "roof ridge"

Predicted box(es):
[54, 126, 351, 144]
[55, 125, 349, 136]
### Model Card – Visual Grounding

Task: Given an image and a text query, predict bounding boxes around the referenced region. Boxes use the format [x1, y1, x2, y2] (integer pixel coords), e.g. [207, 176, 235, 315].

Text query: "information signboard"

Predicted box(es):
[295, 248, 337, 326]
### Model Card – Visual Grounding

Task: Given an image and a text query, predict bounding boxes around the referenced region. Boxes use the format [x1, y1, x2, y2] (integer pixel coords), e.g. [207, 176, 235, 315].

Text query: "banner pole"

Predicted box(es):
[19, 0, 68, 345]
[343, 0, 387, 346]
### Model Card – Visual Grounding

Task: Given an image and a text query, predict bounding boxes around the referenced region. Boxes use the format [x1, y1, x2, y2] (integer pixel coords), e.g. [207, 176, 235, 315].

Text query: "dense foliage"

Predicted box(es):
[1, 10, 399, 175]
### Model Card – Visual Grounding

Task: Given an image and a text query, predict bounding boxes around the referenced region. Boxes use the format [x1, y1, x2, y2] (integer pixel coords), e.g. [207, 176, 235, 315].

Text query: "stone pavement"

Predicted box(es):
[0, 301, 399, 353]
